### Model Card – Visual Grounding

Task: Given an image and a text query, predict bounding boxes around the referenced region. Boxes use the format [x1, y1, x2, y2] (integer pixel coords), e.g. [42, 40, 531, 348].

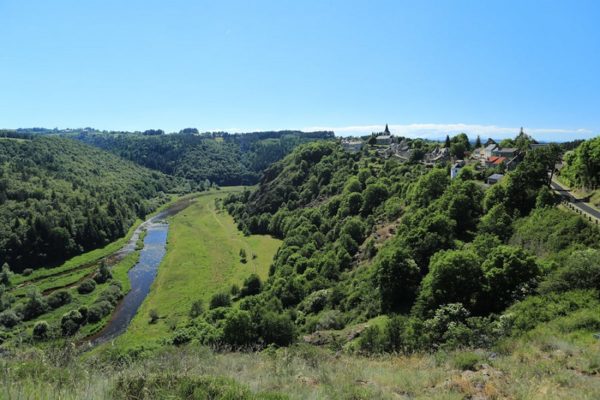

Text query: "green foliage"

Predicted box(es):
[209, 292, 232, 309]
[506, 290, 600, 334]
[148, 309, 159, 324]
[240, 274, 262, 297]
[76, 130, 333, 187]
[21, 287, 48, 320]
[32, 320, 50, 340]
[61, 309, 86, 336]
[94, 261, 112, 284]
[414, 250, 484, 316]
[560, 137, 600, 189]
[0, 309, 20, 328]
[481, 245, 540, 312]
[510, 207, 600, 257]
[540, 249, 600, 293]
[0, 136, 188, 271]
[77, 279, 97, 294]
[372, 246, 420, 313]
[222, 309, 256, 347]
[189, 299, 205, 318]
[0, 263, 11, 286]
[452, 351, 481, 371]
[46, 290, 72, 309]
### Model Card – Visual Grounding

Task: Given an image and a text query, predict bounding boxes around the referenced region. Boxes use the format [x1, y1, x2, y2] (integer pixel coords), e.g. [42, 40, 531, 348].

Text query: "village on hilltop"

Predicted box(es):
[341, 124, 549, 185]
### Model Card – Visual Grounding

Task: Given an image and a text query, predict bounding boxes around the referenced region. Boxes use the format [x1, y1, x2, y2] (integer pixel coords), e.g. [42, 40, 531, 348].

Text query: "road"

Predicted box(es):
[550, 179, 600, 222]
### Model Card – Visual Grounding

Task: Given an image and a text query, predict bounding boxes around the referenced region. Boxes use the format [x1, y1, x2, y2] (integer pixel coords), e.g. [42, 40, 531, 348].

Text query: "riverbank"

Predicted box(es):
[109, 189, 281, 350]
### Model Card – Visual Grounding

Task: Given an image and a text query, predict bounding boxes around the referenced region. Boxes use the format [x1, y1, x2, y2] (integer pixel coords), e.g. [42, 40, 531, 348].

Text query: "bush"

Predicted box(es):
[259, 312, 295, 346]
[222, 309, 256, 347]
[61, 310, 85, 336]
[22, 268, 33, 276]
[240, 274, 262, 297]
[189, 300, 204, 318]
[0, 309, 20, 328]
[540, 249, 600, 294]
[77, 279, 96, 294]
[21, 288, 48, 320]
[149, 309, 159, 324]
[209, 292, 231, 309]
[88, 301, 113, 323]
[452, 351, 481, 371]
[32, 321, 50, 340]
[359, 325, 385, 354]
[94, 261, 112, 284]
[47, 290, 72, 309]
[171, 327, 195, 345]
[97, 284, 124, 306]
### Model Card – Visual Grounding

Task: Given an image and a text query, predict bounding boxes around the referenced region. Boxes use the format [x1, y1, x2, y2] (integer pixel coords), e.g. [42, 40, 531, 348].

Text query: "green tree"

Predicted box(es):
[32, 321, 50, 340]
[361, 183, 389, 215]
[414, 250, 484, 317]
[22, 287, 48, 321]
[372, 246, 421, 313]
[209, 292, 232, 309]
[222, 309, 256, 346]
[481, 245, 540, 312]
[0, 263, 11, 287]
[240, 274, 262, 297]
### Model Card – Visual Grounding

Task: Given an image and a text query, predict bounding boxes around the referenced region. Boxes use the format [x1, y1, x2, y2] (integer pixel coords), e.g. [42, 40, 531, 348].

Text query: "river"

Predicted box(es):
[87, 197, 194, 346]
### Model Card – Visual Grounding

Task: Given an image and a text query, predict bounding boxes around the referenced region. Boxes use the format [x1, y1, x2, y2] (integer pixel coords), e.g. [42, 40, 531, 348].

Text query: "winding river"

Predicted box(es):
[87, 198, 193, 346]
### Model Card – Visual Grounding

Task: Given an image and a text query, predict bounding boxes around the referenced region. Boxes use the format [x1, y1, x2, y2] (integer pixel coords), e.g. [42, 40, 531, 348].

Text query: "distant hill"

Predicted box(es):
[0, 136, 189, 271]
[28, 129, 335, 186]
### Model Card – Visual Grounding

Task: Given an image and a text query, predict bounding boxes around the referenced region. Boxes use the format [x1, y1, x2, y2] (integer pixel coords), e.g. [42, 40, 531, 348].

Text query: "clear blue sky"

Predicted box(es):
[1, 0, 599, 140]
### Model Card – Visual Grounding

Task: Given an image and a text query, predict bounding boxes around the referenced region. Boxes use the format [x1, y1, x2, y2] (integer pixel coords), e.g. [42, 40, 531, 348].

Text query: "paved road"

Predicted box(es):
[550, 179, 600, 221]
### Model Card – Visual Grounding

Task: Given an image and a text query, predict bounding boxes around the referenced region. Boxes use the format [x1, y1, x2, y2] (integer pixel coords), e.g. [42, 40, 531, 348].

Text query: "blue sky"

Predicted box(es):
[1, 0, 599, 140]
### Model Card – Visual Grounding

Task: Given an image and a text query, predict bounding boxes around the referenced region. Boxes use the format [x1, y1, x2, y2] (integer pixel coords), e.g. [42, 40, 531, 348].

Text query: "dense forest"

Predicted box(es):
[559, 136, 600, 190]
[156, 137, 600, 352]
[69, 130, 334, 186]
[0, 136, 191, 272]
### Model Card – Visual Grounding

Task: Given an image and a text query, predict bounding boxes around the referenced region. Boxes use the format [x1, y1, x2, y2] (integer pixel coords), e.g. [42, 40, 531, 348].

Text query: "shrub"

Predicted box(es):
[209, 292, 231, 309]
[94, 261, 112, 284]
[88, 301, 113, 323]
[77, 279, 96, 294]
[372, 246, 420, 313]
[452, 351, 481, 371]
[222, 309, 256, 347]
[0, 309, 20, 328]
[47, 290, 72, 309]
[259, 312, 295, 346]
[149, 309, 159, 324]
[22, 268, 33, 276]
[189, 300, 204, 318]
[299, 289, 329, 314]
[0, 263, 12, 287]
[540, 249, 600, 294]
[61, 310, 85, 336]
[240, 274, 262, 297]
[21, 288, 48, 320]
[32, 321, 50, 340]
[359, 325, 385, 354]
[97, 284, 124, 306]
[171, 327, 195, 345]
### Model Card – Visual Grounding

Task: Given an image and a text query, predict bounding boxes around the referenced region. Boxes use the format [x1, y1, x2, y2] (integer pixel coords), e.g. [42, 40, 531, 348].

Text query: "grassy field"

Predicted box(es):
[113, 189, 281, 348]
[4, 327, 600, 400]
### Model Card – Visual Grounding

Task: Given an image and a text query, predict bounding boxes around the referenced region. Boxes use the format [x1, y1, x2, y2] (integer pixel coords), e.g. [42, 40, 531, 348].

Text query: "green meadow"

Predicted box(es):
[114, 188, 281, 348]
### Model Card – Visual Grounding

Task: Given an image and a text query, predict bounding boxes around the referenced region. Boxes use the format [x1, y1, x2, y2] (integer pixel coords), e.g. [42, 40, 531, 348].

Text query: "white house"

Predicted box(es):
[451, 160, 465, 179]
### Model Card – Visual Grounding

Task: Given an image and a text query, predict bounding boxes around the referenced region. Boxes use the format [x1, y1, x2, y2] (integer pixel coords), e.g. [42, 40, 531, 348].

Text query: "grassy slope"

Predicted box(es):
[114, 189, 281, 348]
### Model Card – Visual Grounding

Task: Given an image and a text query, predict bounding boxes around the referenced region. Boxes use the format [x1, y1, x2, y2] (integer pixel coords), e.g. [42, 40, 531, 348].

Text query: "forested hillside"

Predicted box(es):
[183, 138, 600, 353]
[69, 130, 334, 186]
[0, 136, 190, 272]
[559, 136, 600, 190]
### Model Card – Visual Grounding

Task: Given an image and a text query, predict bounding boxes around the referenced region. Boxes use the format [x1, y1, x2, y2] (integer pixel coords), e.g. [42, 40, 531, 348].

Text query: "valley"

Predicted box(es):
[1, 132, 600, 400]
